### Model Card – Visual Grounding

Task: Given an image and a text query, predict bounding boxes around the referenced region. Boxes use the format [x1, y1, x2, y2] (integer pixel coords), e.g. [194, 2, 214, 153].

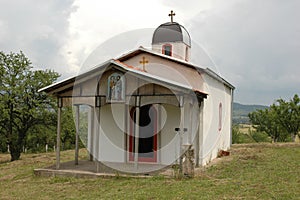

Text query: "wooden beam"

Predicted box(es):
[188, 103, 193, 144]
[198, 102, 204, 166]
[179, 96, 184, 175]
[95, 106, 101, 173]
[56, 107, 62, 169]
[88, 106, 94, 161]
[195, 102, 201, 167]
[134, 96, 140, 170]
[75, 105, 80, 165]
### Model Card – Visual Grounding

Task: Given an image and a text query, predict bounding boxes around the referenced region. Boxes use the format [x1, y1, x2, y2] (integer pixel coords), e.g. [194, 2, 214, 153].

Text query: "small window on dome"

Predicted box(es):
[162, 44, 172, 56]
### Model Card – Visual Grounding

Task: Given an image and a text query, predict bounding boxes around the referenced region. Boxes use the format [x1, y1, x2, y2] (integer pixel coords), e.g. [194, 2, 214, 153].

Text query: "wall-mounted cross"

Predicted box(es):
[168, 10, 176, 23]
[139, 56, 148, 71]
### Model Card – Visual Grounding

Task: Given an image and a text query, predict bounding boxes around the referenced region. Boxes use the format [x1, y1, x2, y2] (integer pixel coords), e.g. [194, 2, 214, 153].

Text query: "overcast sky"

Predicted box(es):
[0, 0, 299, 105]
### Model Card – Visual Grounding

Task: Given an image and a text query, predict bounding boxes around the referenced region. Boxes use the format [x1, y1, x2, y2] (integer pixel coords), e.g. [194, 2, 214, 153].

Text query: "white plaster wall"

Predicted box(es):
[122, 53, 204, 92]
[159, 104, 181, 165]
[200, 74, 233, 165]
[80, 77, 98, 96]
[183, 101, 200, 146]
[97, 104, 125, 162]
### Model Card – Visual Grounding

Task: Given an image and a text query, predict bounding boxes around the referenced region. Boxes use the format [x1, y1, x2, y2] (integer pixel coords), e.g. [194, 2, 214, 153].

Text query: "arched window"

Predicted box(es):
[218, 103, 222, 131]
[162, 44, 172, 56]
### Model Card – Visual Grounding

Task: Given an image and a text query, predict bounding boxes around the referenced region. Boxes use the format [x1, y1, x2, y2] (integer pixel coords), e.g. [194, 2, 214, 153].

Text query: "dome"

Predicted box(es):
[152, 22, 191, 47]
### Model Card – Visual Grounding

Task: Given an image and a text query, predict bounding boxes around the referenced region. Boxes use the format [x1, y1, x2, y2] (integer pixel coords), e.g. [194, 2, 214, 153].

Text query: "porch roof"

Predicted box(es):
[117, 47, 235, 90]
[39, 58, 208, 99]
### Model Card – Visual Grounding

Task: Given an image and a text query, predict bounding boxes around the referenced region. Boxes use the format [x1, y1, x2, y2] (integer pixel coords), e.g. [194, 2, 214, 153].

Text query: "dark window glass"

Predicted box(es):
[163, 45, 172, 56]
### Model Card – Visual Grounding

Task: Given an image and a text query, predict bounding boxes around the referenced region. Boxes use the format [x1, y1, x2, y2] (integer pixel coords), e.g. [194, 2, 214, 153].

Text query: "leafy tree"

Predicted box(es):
[272, 94, 300, 142]
[248, 129, 271, 143]
[249, 108, 285, 142]
[26, 123, 56, 153]
[61, 107, 76, 150]
[59, 106, 87, 150]
[249, 94, 300, 142]
[0, 51, 59, 161]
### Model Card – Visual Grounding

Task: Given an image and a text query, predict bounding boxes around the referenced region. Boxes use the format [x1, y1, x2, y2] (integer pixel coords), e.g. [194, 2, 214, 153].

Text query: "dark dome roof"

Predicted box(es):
[152, 22, 191, 47]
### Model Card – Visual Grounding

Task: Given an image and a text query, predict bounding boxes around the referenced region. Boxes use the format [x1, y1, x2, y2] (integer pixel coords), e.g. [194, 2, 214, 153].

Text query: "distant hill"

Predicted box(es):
[233, 102, 268, 124]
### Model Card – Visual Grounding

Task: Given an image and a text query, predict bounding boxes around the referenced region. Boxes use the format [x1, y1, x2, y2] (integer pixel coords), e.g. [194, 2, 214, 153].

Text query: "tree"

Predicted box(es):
[273, 94, 300, 142]
[0, 51, 59, 161]
[61, 107, 76, 150]
[249, 108, 286, 142]
[249, 94, 300, 142]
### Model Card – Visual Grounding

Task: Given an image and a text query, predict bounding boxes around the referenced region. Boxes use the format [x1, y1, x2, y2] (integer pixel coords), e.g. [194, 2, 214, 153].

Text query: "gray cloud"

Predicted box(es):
[1, 0, 299, 105]
[188, 0, 300, 105]
[0, 0, 76, 77]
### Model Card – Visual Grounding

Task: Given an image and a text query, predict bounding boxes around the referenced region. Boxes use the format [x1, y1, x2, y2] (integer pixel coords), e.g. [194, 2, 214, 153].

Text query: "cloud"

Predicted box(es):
[1, 0, 299, 105]
[188, 0, 300, 104]
[160, 0, 215, 22]
[0, 0, 76, 77]
[63, 0, 169, 74]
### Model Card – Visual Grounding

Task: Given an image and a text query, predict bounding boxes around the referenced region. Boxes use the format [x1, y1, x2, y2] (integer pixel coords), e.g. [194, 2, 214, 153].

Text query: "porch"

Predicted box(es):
[34, 159, 173, 178]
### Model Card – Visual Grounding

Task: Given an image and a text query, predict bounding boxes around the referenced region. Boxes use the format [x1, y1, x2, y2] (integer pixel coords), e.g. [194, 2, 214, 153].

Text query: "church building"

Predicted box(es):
[40, 11, 234, 174]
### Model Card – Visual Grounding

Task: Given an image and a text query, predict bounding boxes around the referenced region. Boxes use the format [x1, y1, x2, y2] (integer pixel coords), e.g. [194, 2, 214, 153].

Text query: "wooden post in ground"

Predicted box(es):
[134, 96, 140, 170]
[56, 98, 62, 170]
[199, 102, 204, 166]
[75, 105, 80, 165]
[88, 106, 94, 161]
[195, 102, 201, 167]
[95, 97, 101, 173]
[179, 95, 184, 175]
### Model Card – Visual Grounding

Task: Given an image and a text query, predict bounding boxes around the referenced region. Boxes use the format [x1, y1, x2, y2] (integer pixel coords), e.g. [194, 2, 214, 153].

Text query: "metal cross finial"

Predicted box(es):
[168, 10, 176, 23]
[139, 56, 148, 71]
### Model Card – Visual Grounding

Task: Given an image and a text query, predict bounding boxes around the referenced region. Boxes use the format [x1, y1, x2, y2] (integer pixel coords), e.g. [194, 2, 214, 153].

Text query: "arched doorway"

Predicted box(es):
[129, 104, 157, 162]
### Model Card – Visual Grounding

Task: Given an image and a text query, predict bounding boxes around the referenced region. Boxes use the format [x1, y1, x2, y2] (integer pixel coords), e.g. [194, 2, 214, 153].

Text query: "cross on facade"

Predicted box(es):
[168, 10, 175, 23]
[139, 56, 148, 71]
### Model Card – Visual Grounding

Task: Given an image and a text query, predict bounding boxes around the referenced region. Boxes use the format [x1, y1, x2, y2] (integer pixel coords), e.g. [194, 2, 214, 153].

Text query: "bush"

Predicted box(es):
[232, 125, 255, 144]
[249, 130, 272, 143]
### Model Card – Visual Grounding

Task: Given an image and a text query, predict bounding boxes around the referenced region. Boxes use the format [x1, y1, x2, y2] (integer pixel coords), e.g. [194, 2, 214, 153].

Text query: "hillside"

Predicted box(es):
[233, 102, 268, 124]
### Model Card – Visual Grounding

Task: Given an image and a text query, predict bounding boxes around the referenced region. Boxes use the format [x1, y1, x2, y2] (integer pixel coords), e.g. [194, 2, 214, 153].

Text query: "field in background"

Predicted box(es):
[1, 143, 300, 199]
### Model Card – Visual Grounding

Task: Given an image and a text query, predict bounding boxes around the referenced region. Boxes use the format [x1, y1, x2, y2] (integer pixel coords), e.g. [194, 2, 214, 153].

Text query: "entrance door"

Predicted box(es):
[129, 104, 157, 162]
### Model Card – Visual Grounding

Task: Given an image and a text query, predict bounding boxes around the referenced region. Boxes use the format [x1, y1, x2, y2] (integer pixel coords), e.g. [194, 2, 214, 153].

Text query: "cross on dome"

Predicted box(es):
[168, 10, 175, 23]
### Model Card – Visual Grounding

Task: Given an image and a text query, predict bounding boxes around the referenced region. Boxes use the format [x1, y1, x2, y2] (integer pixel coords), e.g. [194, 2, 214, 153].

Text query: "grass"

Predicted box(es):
[1, 144, 300, 199]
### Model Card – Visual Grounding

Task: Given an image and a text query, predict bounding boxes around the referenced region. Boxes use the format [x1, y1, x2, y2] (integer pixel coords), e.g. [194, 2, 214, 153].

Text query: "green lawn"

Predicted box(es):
[0, 143, 299, 200]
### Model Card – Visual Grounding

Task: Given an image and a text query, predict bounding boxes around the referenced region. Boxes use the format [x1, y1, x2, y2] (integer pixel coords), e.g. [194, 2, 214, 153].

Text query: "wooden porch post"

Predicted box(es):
[95, 96, 101, 173]
[56, 98, 62, 169]
[195, 102, 201, 167]
[88, 106, 94, 161]
[75, 105, 80, 165]
[134, 96, 140, 170]
[188, 103, 193, 144]
[199, 101, 204, 166]
[179, 95, 184, 174]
